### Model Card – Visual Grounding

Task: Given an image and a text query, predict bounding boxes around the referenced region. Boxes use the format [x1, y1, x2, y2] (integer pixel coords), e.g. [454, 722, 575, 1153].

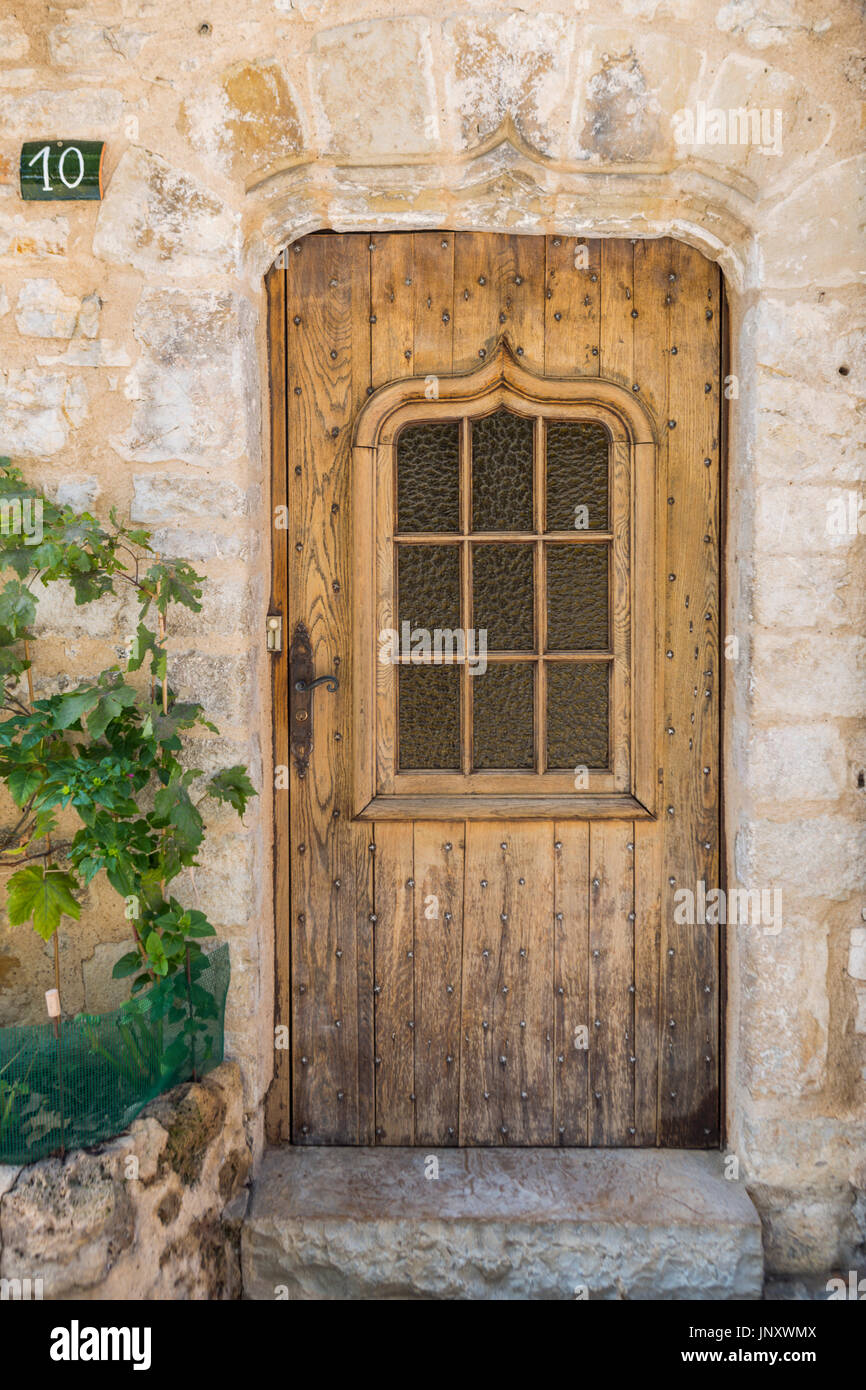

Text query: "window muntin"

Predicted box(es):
[393, 405, 615, 780]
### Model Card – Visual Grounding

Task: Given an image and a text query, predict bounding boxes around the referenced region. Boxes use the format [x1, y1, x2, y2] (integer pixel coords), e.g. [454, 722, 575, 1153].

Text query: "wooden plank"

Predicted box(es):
[452, 232, 545, 373]
[287, 233, 371, 1143]
[599, 239, 634, 391]
[544, 235, 602, 375]
[633, 819, 661, 1144]
[460, 823, 554, 1144]
[553, 822, 590, 1144]
[357, 793, 653, 820]
[356, 827, 376, 1145]
[373, 821, 415, 1144]
[658, 240, 721, 1146]
[611, 438, 631, 791]
[371, 232, 415, 387]
[588, 822, 635, 1145]
[265, 263, 291, 1144]
[632, 238, 672, 430]
[412, 232, 454, 377]
[413, 822, 465, 1144]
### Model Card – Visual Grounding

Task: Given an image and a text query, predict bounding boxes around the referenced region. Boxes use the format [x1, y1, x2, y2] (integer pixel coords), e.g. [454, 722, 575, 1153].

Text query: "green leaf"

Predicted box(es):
[112, 950, 144, 979]
[50, 686, 101, 730]
[86, 682, 137, 740]
[208, 765, 257, 817]
[6, 865, 81, 942]
[7, 764, 44, 808]
[0, 580, 37, 637]
[144, 930, 168, 976]
[153, 782, 203, 851]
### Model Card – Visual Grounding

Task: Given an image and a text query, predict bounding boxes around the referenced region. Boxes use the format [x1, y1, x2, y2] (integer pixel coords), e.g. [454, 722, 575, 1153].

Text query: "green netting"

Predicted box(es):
[0, 942, 229, 1165]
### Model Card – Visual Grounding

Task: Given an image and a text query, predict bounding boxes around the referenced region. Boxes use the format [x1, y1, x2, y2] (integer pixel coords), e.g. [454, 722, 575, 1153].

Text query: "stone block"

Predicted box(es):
[737, 816, 866, 900]
[0, 369, 87, 455]
[15, 278, 100, 340]
[112, 289, 257, 466]
[93, 148, 240, 279]
[749, 296, 865, 396]
[181, 60, 304, 178]
[738, 922, 829, 1098]
[167, 651, 254, 724]
[575, 31, 704, 164]
[48, 22, 149, 69]
[751, 634, 866, 720]
[0, 210, 69, 260]
[442, 13, 573, 152]
[759, 154, 866, 289]
[311, 20, 438, 157]
[131, 472, 254, 523]
[145, 526, 257, 564]
[754, 483, 861, 556]
[242, 1147, 763, 1299]
[0, 16, 29, 61]
[50, 475, 100, 512]
[747, 1182, 853, 1276]
[678, 54, 832, 193]
[752, 555, 865, 630]
[753, 375, 865, 485]
[748, 724, 847, 802]
[0, 87, 122, 133]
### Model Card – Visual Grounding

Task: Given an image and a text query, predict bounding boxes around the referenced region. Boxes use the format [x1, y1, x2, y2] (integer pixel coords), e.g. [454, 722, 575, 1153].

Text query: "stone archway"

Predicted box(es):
[241, 104, 863, 1271]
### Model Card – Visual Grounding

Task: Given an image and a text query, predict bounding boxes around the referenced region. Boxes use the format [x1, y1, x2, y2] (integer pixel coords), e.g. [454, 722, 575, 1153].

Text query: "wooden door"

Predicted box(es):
[267, 232, 722, 1148]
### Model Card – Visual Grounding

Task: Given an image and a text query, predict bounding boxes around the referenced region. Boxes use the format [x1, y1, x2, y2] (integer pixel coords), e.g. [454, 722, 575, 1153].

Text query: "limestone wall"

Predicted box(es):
[0, 0, 863, 1276]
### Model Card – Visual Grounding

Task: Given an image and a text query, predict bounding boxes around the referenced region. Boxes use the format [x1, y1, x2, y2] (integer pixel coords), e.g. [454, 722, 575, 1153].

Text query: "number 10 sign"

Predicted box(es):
[20, 140, 105, 201]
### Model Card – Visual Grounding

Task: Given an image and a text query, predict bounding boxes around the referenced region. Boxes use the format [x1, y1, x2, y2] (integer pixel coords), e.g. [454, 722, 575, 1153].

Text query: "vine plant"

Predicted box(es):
[0, 459, 255, 1005]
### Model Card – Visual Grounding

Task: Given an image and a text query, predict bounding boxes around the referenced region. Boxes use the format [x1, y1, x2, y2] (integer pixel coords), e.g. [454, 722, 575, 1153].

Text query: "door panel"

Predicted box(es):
[268, 231, 721, 1148]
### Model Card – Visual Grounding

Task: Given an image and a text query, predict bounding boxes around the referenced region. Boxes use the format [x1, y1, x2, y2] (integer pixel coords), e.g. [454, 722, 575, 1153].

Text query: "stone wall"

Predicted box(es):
[0, 0, 863, 1277]
[0, 1062, 250, 1299]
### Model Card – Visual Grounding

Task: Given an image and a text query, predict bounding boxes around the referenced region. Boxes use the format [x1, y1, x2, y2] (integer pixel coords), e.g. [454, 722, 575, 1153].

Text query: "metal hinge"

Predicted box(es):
[266, 613, 283, 652]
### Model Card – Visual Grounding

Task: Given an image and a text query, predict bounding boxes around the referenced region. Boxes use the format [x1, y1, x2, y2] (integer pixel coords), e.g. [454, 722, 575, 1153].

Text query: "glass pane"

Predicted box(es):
[546, 421, 609, 531]
[397, 422, 460, 533]
[473, 663, 535, 769]
[397, 544, 460, 635]
[471, 409, 533, 531]
[399, 666, 460, 770]
[472, 544, 534, 651]
[546, 544, 608, 650]
[546, 662, 609, 769]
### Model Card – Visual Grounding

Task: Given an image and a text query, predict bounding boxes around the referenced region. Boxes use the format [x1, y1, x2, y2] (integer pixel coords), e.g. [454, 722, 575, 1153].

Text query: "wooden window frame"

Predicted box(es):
[352, 344, 659, 822]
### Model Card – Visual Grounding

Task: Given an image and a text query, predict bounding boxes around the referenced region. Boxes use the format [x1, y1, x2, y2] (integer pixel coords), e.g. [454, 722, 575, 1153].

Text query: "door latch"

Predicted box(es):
[289, 621, 340, 778]
[266, 613, 283, 652]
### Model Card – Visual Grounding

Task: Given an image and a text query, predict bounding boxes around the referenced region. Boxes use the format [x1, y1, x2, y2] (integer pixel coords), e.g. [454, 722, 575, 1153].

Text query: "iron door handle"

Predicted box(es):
[294, 674, 339, 693]
[289, 622, 339, 777]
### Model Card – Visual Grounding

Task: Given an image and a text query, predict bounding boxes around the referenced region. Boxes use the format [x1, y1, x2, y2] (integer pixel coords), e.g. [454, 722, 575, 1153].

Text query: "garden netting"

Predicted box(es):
[0, 942, 229, 1164]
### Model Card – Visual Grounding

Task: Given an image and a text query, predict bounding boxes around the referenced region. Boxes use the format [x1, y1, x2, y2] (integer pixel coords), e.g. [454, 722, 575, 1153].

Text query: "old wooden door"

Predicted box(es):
[267, 232, 722, 1148]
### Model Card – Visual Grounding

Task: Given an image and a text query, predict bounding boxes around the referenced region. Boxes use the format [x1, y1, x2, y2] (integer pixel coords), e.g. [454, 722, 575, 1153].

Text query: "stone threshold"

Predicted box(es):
[242, 1145, 764, 1300]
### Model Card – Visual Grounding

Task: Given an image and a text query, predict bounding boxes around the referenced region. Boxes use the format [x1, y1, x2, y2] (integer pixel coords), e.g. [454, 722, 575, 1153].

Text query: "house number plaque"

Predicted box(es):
[20, 140, 105, 201]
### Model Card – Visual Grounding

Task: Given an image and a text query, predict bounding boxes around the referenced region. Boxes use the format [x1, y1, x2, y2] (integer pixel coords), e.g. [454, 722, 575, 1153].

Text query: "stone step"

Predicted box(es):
[242, 1146, 764, 1300]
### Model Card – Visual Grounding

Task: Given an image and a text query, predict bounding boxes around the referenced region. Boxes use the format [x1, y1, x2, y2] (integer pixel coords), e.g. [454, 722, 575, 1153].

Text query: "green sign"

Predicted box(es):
[20, 140, 105, 201]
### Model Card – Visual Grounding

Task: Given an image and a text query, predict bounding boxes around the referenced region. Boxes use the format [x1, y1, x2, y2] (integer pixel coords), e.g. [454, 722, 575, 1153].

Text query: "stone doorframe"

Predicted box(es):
[243, 119, 863, 1273]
